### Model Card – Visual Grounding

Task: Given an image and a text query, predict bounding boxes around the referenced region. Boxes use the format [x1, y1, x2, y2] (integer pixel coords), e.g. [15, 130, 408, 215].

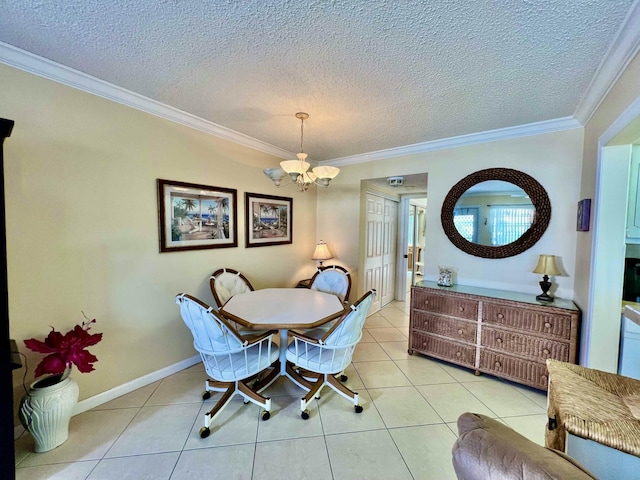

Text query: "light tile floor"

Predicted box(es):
[14, 300, 549, 480]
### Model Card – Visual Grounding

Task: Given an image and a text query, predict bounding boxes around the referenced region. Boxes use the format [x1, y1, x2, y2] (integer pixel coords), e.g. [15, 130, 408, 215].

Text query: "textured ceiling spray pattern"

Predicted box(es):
[0, 0, 635, 160]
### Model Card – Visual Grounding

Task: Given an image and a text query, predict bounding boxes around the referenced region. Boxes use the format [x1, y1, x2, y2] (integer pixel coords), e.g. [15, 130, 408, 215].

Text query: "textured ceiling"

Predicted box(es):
[0, 1, 636, 162]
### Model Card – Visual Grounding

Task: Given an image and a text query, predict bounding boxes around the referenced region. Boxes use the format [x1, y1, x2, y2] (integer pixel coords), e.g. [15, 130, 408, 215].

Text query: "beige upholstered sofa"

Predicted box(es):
[452, 412, 596, 479]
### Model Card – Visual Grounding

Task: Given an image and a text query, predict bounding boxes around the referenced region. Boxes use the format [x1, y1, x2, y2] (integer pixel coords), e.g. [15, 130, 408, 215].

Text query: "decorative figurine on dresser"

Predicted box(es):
[409, 281, 580, 391]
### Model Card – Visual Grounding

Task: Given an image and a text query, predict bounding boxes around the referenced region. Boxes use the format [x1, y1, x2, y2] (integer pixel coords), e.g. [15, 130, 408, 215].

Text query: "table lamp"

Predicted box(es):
[532, 254, 561, 302]
[312, 240, 333, 266]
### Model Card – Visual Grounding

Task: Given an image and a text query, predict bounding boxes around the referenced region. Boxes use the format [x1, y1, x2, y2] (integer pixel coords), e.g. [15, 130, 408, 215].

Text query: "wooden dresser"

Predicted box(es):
[409, 281, 580, 390]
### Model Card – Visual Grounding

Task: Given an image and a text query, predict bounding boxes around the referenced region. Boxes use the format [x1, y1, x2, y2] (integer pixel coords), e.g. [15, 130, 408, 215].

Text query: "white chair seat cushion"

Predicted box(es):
[197, 335, 244, 353]
[311, 271, 349, 302]
[286, 342, 354, 374]
[215, 272, 252, 305]
[203, 340, 278, 381]
[299, 326, 331, 338]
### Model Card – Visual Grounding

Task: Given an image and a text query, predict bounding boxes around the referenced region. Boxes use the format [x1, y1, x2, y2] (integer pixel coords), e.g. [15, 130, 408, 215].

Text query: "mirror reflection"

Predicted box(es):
[453, 180, 534, 246]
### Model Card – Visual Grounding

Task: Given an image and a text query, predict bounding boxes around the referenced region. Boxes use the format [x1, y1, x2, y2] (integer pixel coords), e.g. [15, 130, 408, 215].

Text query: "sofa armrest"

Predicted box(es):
[452, 413, 597, 479]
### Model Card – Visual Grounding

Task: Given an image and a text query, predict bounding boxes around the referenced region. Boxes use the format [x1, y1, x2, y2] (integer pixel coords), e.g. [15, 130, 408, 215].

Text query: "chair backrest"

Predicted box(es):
[309, 265, 352, 303]
[209, 268, 254, 307]
[176, 293, 275, 382]
[321, 289, 375, 347]
[175, 293, 244, 355]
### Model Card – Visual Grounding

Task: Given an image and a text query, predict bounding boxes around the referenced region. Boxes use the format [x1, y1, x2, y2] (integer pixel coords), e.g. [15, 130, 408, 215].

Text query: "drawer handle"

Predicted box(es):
[496, 338, 503, 344]
[544, 322, 552, 329]
[456, 351, 462, 357]
[494, 361, 502, 368]
[497, 313, 504, 319]
[457, 329, 464, 335]
[424, 300, 429, 305]
[423, 342, 427, 347]
[543, 349, 550, 355]
[458, 306, 464, 312]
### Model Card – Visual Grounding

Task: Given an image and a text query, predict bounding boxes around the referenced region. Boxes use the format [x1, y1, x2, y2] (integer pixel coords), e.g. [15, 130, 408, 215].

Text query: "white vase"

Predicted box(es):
[19, 375, 79, 452]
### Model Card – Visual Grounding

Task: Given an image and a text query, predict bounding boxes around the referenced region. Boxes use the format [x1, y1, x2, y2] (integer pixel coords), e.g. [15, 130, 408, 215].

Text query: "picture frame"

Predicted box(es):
[157, 179, 237, 252]
[577, 198, 591, 232]
[245, 192, 293, 247]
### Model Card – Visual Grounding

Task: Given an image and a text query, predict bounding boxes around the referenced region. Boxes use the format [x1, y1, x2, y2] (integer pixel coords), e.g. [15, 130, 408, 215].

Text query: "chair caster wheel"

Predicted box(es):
[202, 391, 211, 400]
[199, 427, 210, 438]
[262, 410, 270, 421]
[340, 375, 348, 382]
[301, 410, 310, 420]
[355, 405, 363, 413]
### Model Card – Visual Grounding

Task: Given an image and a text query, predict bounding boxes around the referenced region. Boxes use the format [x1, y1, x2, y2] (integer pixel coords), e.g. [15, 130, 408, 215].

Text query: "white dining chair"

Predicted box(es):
[209, 267, 267, 337]
[175, 293, 278, 438]
[209, 267, 254, 307]
[302, 265, 352, 339]
[285, 289, 376, 419]
[309, 265, 351, 304]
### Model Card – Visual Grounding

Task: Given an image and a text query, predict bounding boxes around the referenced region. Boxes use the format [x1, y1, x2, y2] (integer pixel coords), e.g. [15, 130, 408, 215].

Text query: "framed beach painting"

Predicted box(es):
[157, 179, 237, 252]
[245, 192, 293, 247]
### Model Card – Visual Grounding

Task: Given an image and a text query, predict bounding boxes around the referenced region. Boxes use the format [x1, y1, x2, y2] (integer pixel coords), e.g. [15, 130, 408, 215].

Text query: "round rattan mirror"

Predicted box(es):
[440, 168, 551, 259]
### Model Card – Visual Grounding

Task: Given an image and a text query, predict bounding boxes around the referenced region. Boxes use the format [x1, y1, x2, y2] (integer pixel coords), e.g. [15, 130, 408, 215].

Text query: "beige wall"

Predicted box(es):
[574, 51, 640, 369]
[318, 129, 584, 300]
[3, 63, 318, 421]
[575, 51, 640, 306]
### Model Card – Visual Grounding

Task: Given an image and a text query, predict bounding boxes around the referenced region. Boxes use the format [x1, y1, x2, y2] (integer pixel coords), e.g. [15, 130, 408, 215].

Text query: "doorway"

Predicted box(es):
[406, 199, 427, 294]
[585, 95, 640, 371]
[361, 191, 398, 314]
[359, 174, 428, 311]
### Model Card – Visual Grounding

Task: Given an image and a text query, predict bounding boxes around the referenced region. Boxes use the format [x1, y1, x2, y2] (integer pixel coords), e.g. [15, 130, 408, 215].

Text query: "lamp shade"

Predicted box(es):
[263, 168, 287, 186]
[312, 165, 340, 180]
[280, 159, 309, 175]
[312, 241, 333, 261]
[532, 254, 561, 275]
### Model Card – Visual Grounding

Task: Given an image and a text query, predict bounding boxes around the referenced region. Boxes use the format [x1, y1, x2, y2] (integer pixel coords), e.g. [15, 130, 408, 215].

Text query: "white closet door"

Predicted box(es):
[363, 193, 398, 313]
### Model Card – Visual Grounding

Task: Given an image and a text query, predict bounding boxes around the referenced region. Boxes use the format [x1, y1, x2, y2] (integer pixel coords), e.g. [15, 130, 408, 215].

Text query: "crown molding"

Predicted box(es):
[321, 117, 582, 167]
[5, 10, 636, 170]
[0, 42, 294, 160]
[573, 0, 640, 125]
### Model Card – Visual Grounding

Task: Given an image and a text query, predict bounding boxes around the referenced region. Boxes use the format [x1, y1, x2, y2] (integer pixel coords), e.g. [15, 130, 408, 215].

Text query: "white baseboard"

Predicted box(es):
[15, 355, 201, 439]
[73, 355, 201, 415]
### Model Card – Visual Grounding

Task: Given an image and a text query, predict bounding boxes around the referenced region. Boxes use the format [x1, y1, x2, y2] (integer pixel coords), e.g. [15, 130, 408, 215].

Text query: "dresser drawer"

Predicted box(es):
[479, 350, 549, 390]
[411, 310, 476, 344]
[411, 289, 478, 321]
[410, 332, 476, 367]
[482, 302, 574, 340]
[481, 327, 569, 362]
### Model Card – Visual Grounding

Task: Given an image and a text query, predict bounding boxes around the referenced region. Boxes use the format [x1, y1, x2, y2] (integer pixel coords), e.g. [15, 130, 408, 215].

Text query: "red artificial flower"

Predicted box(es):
[24, 317, 103, 378]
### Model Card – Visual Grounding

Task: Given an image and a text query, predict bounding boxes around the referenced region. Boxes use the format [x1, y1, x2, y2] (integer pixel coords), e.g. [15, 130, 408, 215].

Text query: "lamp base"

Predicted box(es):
[536, 275, 554, 302]
[536, 292, 554, 302]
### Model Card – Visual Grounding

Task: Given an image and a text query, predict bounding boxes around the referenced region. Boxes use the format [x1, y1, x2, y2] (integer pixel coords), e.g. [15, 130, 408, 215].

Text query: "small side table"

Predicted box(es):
[296, 278, 311, 289]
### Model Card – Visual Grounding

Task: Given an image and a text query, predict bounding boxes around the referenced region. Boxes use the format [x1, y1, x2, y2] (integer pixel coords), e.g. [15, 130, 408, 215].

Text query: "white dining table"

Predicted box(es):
[220, 288, 347, 389]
